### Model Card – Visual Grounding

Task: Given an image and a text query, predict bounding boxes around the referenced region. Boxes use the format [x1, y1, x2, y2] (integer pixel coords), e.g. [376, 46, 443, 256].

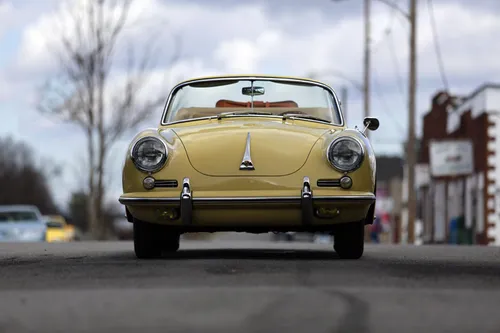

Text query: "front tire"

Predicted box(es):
[162, 234, 180, 253]
[133, 220, 180, 259]
[333, 221, 365, 259]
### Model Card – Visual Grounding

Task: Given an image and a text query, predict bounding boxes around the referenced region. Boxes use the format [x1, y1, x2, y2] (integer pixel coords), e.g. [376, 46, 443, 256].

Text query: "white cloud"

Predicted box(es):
[3, 0, 500, 207]
[0, 77, 12, 102]
[13, 0, 500, 89]
[372, 2, 500, 82]
[97, 57, 220, 127]
[0, 1, 14, 40]
[214, 37, 266, 73]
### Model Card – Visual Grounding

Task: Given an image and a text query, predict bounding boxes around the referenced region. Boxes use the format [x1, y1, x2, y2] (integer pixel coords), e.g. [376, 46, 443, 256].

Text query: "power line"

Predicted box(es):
[370, 0, 399, 53]
[371, 66, 406, 136]
[371, 26, 406, 107]
[388, 31, 406, 104]
[310, 68, 405, 136]
[372, 139, 406, 144]
[368, 0, 406, 105]
[427, 0, 449, 91]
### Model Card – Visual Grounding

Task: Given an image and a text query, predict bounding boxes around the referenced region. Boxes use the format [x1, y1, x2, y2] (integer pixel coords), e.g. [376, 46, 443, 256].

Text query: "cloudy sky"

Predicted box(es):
[0, 0, 499, 211]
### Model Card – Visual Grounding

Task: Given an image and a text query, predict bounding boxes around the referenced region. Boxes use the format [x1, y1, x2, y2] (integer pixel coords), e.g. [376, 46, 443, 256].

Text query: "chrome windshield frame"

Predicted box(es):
[159, 76, 345, 127]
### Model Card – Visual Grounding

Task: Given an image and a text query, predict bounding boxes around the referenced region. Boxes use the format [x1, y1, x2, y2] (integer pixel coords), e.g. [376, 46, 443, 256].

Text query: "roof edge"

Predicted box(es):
[462, 82, 500, 103]
[176, 74, 329, 87]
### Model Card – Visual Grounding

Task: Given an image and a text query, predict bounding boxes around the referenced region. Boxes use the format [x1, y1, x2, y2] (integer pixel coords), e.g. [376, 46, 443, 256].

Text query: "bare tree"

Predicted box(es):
[37, 0, 179, 239]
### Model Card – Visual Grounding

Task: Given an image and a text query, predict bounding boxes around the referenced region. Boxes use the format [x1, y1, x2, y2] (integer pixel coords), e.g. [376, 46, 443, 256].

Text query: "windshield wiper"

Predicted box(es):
[282, 113, 331, 123]
[216, 110, 273, 119]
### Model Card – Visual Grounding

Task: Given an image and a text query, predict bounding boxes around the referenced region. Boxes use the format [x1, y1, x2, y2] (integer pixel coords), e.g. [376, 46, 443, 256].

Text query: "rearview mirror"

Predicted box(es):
[363, 117, 379, 131]
[242, 86, 265, 96]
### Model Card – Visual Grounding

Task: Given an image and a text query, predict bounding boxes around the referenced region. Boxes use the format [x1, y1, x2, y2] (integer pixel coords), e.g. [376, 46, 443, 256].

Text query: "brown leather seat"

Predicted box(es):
[171, 106, 334, 122]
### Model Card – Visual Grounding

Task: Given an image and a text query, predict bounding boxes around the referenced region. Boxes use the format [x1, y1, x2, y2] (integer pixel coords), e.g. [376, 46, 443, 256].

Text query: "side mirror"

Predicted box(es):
[363, 117, 379, 132]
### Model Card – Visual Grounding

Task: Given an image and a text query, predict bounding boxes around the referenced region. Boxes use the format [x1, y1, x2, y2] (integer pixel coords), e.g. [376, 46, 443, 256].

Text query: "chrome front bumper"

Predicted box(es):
[119, 177, 376, 226]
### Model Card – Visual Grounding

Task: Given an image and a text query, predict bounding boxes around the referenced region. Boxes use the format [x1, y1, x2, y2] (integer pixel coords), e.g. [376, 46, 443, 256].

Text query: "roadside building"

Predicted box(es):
[366, 156, 404, 244]
[416, 84, 500, 245]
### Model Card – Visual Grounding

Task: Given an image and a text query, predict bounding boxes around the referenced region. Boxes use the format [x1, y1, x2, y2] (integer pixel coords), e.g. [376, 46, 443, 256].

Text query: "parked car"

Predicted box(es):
[119, 75, 378, 259]
[271, 232, 315, 242]
[44, 215, 76, 242]
[0, 205, 47, 242]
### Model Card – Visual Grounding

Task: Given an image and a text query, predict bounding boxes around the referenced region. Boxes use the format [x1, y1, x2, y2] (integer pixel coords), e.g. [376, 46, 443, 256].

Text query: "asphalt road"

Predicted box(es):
[1, 238, 500, 333]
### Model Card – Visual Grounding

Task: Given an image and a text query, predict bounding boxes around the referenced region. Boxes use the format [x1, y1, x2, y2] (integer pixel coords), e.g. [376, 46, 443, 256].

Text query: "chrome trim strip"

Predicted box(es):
[317, 179, 341, 187]
[164, 114, 339, 127]
[154, 179, 178, 188]
[160, 76, 344, 127]
[119, 197, 179, 204]
[239, 132, 255, 170]
[119, 194, 375, 205]
[194, 197, 297, 204]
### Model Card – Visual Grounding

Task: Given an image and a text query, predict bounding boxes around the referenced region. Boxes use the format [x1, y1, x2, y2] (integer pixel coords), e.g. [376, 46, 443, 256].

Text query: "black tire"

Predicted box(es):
[133, 219, 180, 259]
[333, 221, 365, 259]
[162, 233, 180, 252]
[365, 202, 376, 225]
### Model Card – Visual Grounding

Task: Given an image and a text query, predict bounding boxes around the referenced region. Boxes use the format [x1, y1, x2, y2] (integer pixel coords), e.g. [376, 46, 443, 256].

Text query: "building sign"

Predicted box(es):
[415, 164, 430, 187]
[429, 140, 474, 177]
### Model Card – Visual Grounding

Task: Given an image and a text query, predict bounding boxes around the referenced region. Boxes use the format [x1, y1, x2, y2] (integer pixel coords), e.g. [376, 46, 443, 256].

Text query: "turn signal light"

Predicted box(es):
[339, 176, 353, 189]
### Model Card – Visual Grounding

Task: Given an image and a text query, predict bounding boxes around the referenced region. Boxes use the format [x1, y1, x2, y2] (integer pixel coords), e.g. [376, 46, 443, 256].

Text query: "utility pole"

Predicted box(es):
[363, 0, 371, 138]
[340, 86, 348, 124]
[406, 0, 417, 244]
[331, 0, 418, 244]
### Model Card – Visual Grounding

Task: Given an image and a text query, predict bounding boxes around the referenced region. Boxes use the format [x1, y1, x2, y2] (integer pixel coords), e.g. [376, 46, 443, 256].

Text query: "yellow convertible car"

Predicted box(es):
[119, 75, 379, 259]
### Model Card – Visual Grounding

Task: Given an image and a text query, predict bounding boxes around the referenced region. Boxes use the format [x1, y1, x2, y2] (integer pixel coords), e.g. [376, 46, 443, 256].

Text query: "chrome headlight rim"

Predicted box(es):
[326, 136, 365, 173]
[130, 136, 168, 173]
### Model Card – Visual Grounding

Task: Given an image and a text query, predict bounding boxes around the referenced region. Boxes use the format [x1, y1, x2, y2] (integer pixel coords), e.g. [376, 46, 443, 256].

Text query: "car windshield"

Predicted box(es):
[0, 211, 40, 222]
[163, 79, 342, 125]
[46, 221, 64, 228]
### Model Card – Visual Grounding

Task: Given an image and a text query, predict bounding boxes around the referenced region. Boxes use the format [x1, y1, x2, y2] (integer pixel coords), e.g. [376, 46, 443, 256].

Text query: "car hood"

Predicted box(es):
[170, 119, 331, 177]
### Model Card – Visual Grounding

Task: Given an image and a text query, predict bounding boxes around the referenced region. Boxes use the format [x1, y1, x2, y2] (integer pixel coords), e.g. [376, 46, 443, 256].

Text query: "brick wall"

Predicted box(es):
[419, 92, 450, 165]
[419, 85, 500, 245]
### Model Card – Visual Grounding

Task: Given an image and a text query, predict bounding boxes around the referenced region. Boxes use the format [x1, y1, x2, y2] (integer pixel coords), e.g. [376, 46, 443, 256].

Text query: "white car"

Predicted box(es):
[0, 205, 47, 242]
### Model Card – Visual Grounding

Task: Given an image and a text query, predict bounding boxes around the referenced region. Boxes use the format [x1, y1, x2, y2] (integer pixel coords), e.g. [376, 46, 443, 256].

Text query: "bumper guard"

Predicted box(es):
[120, 176, 375, 226]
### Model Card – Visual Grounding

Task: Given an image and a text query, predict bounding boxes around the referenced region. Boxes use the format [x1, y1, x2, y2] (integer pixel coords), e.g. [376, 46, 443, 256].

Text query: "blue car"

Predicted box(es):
[0, 205, 47, 242]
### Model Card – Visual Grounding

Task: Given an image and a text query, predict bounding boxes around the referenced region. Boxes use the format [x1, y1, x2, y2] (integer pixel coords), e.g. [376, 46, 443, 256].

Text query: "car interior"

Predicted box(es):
[171, 99, 336, 122]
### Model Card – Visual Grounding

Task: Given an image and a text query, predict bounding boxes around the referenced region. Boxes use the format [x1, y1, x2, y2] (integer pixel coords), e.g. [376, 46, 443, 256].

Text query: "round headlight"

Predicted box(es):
[131, 137, 168, 173]
[327, 137, 364, 172]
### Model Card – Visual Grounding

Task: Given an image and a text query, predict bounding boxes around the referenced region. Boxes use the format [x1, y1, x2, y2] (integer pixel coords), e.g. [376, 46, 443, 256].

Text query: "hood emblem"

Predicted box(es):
[240, 132, 255, 170]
